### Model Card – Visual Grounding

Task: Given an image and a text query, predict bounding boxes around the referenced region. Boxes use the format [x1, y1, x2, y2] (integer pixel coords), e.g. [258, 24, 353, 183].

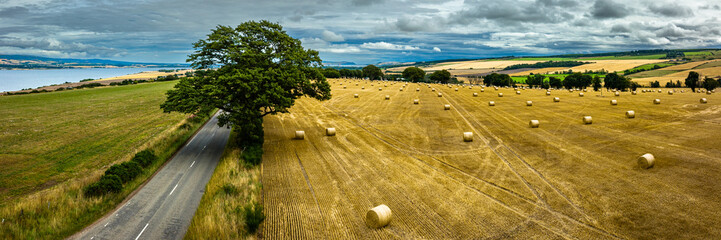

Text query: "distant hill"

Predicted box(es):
[0, 55, 189, 69]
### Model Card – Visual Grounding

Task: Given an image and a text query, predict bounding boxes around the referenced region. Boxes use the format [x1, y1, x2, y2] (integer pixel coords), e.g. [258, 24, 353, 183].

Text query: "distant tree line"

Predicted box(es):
[504, 61, 589, 70]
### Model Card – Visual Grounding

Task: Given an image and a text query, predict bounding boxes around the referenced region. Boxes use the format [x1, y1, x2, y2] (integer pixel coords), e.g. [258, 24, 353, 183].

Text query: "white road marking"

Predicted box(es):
[90, 237, 94, 240]
[135, 223, 149, 240]
[186, 137, 195, 146]
[169, 184, 179, 196]
[104, 222, 109, 227]
[202, 145, 206, 150]
[188, 161, 195, 169]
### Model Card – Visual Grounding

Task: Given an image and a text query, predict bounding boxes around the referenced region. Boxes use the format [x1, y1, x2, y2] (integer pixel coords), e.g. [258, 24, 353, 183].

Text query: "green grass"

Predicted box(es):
[580, 54, 666, 60]
[624, 62, 675, 72]
[0, 82, 186, 201]
[695, 60, 721, 69]
[0, 81, 210, 239]
[627, 70, 682, 78]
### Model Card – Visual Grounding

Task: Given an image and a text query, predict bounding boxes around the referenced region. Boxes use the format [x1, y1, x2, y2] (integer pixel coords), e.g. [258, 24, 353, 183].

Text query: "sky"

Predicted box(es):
[1, 0, 720, 65]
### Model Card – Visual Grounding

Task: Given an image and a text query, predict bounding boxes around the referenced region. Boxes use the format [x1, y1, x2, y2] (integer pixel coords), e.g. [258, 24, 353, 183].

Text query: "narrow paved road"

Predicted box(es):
[71, 112, 230, 240]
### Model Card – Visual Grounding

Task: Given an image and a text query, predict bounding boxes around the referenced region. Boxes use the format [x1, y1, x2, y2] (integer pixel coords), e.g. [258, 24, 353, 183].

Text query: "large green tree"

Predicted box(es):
[703, 77, 719, 91]
[160, 21, 331, 146]
[429, 69, 451, 83]
[363, 64, 384, 80]
[402, 67, 425, 82]
[685, 71, 700, 92]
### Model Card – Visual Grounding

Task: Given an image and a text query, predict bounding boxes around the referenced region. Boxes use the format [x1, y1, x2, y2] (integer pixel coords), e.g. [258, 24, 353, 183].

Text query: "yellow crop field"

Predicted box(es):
[634, 66, 721, 85]
[420, 60, 542, 71]
[97, 69, 192, 81]
[260, 79, 721, 239]
[662, 60, 716, 71]
[511, 60, 667, 76]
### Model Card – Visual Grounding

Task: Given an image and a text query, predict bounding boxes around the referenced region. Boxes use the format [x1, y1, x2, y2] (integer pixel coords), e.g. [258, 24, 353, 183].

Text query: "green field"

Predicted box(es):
[0, 82, 187, 201]
[511, 74, 606, 83]
[627, 69, 682, 78]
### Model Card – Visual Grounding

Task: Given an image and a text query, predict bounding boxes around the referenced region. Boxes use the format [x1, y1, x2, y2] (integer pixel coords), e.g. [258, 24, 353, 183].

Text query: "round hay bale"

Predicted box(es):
[553, 97, 560, 102]
[610, 99, 617, 105]
[432, 88, 436, 92]
[354, 94, 359, 98]
[579, 92, 584, 97]
[295, 131, 305, 140]
[469, 86, 473, 89]
[626, 110, 635, 118]
[516, 91, 521, 95]
[494, 87, 499, 90]
[362, 86, 365, 89]
[700, 98, 707, 103]
[706, 91, 712, 95]
[326, 128, 336, 136]
[546, 91, 551, 95]
[343, 86, 347, 89]
[399, 88, 403, 91]
[488, 101, 495, 106]
[463, 132, 473, 142]
[657, 89, 662, 93]
[498, 93, 503, 97]
[667, 91, 673, 95]
[414, 99, 419, 104]
[455, 88, 459, 91]
[632, 91, 637, 95]
[366, 204, 392, 228]
[529, 120, 540, 128]
[569, 89, 574, 93]
[583, 89, 588, 92]
[480, 88, 485, 92]
[416, 88, 420, 91]
[438, 93, 443, 97]
[583, 116, 593, 124]
[444, 104, 451, 110]
[473, 92, 478, 97]
[526, 101, 533, 106]
[356, 83, 359, 86]
[384, 84, 387, 87]
[379, 88, 383, 91]
[637, 153, 655, 169]
[385, 95, 390, 100]
[653, 99, 661, 104]
[613, 91, 619, 96]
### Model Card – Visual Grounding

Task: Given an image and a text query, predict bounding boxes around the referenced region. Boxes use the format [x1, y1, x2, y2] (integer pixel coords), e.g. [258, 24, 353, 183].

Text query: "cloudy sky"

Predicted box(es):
[1, 0, 720, 64]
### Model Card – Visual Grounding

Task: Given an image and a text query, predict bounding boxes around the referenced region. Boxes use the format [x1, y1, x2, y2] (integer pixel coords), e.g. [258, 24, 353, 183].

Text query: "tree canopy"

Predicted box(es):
[525, 74, 545, 88]
[362, 65, 384, 80]
[685, 71, 700, 92]
[603, 73, 633, 91]
[160, 20, 331, 146]
[402, 67, 425, 82]
[483, 73, 513, 87]
[429, 70, 451, 83]
[562, 73, 592, 89]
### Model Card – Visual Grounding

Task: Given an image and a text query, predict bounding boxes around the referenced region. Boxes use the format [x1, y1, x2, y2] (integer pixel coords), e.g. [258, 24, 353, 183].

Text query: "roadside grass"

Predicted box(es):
[0, 81, 210, 239]
[185, 131, 262, 240]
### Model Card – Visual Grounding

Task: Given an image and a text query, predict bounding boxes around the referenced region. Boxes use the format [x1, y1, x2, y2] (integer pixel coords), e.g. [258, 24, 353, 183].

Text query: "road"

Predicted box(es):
[71, 112, 230, 240]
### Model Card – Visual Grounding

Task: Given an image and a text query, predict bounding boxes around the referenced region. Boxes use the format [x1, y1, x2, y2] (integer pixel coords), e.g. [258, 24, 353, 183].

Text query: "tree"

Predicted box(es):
[603, 72, 631, 91]
[160, 21, 331, 147]
[402, 67, 425, 82]
[525, 74, 544, 88]
[703, 77, 719, 91]
[592, 75, 602, 91]
[483, 73, 513, 87]
[685, 71, 700, 92]
[322, 68, 341, 78]
[429, 69, 451, 83]
[363, 65, 384, 80]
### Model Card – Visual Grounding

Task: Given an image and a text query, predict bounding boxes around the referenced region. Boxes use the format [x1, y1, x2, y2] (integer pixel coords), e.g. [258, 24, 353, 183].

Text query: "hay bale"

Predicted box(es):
[498, 93, 503, 97]
[529, 120, 540, 128]
[579, 92, 584, 97]
[526, 101, 533, 106]
[632, 91, 637, 95]
[583, 116, 593, 124]
[569, 89, 574, 93]
[668, 91, 673, 95]
[444, 104, 451, 110]
[706, 91, 712, 95]
[583, 89, 588, 92]
[463, 132, 473, 142]
[414, 99, 419, 104]
[473, 92, 478, 97]
[354, 94, 359, 98]
[610, 99, 617, 105]
[326, 128, 336, 136]
[343, 86, 347, 89]
[700, 98, 708, 103]
[546, 91, 551, 95]
[455, 88, 459, 91]
[399, 88, 403, 91]
[553, 97, 560, 102]
[362, 86, 365, 89]
[626, 110, 635, 118]
[416, 88, 420, 91]
[637, 153, 655, 169]
[432, 88, 436, 92]
[657, 89, 662, 93]
[516, 91, 521, 95]
[613, 91, 619, 96]
[366, 204, 392, 228]
[438, 93, 443, 97]
[385, 95, 390, 100]
[379, 88, 383, 91]
[653, 99, 661, 104]
[494, 87, 499, 90]
[488, 101, 495, 106]
[481, 89, 485, 92]
[295, 131, 305, 140]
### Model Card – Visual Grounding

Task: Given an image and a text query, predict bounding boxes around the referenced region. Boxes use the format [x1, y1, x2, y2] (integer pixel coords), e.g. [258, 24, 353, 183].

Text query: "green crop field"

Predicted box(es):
[0, 81, 187, 201]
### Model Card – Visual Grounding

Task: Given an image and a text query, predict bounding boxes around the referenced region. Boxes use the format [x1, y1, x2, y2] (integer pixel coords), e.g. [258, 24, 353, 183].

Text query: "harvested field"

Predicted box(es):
[661, 60, 715, 71]
[420, 60, 542, 71]
[634, 66, 721, 85]
[261, 79, 721, 239]
[510, 60, 666, 75]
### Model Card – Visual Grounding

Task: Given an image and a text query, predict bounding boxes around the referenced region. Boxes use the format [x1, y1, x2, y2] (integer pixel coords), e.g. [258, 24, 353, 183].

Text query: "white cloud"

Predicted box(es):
[321, 46, 362, 53]
[321, 30, 344, 42]
[360, 41, 419, 50]
[433, 47, 441, 52]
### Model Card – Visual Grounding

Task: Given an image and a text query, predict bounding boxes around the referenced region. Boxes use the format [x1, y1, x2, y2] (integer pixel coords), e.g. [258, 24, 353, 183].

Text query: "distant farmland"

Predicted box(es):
[261, 79, 721, 239]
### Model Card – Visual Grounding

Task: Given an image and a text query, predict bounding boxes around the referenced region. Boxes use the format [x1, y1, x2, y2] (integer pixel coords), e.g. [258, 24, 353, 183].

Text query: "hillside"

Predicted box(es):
[0, 55, 189, 69]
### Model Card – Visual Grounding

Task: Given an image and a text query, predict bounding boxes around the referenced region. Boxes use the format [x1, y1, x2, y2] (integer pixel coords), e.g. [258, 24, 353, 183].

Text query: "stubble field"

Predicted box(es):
[261, 79, 721, 239]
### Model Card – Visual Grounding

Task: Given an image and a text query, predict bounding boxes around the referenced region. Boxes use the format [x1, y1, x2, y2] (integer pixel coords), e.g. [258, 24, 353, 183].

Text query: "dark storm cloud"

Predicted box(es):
[649, 4, 694, 17]
[0, 6, 30, 18]
[450, 0, 576, 26]
[611, 24, 631, 33]
[591, 0, 630, 19]
[351, 0, 384, 7]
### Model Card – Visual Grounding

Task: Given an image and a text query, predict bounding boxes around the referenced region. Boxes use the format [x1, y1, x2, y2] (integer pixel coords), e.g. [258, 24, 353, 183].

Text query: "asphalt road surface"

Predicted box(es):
[71, 113, 230, 240]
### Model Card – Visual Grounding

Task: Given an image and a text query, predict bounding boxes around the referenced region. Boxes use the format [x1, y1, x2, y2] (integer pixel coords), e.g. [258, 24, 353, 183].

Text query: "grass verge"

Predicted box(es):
[185, 131, 263, 240]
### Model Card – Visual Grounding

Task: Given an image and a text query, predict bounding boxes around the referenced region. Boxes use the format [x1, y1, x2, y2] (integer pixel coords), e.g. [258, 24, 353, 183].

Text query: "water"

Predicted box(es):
[0, 68, 174, 92]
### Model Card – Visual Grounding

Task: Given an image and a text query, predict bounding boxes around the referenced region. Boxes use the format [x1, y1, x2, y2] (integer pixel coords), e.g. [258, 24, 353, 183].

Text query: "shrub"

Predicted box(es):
[243, 202, 265, 234]
[120, 161, 142, 181]
[104, 164, 132, 183]
[84, 174, 122, 197]
[219, 183, 240, 196]
[241, 144, 263, 166]
[131, 150, 157, 168]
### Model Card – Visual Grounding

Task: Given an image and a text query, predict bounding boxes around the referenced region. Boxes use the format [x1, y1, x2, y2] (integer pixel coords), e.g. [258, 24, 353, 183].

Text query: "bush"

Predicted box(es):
[241, 144, 263, 166]
[104, 164, 132, 183]
[219, 183, 240, 196]
[131, 150, 157, 168]
[84, 174, 122, 197]
[243, 202, 265, 234]
[121, 161, 142, 181]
